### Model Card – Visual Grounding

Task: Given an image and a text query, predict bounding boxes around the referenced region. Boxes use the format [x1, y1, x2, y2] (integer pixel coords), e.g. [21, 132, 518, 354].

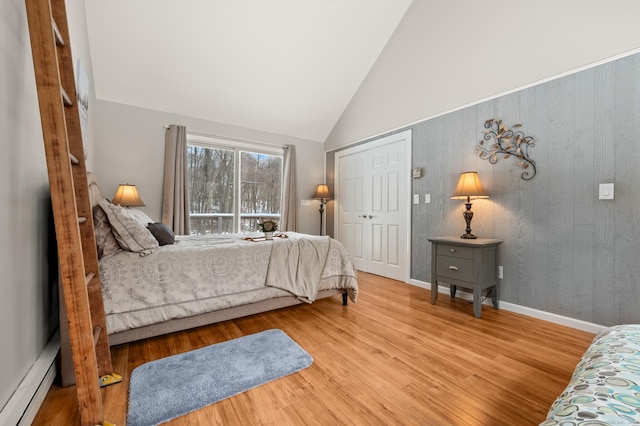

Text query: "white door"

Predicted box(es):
[335, 130, 411, 282]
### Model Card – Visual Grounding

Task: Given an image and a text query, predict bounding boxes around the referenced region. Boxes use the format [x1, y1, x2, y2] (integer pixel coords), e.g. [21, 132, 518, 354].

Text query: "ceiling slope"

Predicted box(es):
[85, 0, 413, 142]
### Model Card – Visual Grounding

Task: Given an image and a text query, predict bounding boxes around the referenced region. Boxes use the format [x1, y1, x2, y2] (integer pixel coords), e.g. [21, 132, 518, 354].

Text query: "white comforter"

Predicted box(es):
[99, 232, 358, 334]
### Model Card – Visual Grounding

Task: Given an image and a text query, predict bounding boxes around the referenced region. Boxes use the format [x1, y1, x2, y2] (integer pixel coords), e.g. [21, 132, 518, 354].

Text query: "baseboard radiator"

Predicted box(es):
[0, 331, 59, 425]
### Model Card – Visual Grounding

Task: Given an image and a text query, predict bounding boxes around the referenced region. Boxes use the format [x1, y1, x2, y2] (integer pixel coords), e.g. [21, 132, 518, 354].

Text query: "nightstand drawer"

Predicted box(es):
[436, 244, 474, 259]
[435, 255, 474, 282]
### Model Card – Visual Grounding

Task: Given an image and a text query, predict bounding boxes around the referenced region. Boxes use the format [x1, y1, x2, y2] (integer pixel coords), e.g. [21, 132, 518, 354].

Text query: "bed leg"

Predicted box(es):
[342, 293, 348, 306]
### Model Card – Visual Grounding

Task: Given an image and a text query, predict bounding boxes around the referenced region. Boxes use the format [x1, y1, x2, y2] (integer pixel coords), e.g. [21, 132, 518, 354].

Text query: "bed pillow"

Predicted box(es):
[97, 199, 159, 256]
[126, 208, 155, 228]
[92, 204, 123, 258]
[147, 222, 175, 246]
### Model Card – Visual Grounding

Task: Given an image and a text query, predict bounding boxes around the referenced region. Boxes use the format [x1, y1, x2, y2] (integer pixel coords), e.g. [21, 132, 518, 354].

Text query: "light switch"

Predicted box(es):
[413, 194, 419, 204]
[424, 194, 431, 204]
[599, 183, 614, 200]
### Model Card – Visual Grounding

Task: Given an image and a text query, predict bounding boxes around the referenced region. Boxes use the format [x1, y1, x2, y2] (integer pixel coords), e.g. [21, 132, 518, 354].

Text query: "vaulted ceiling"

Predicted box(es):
[84, 1, 413, 142]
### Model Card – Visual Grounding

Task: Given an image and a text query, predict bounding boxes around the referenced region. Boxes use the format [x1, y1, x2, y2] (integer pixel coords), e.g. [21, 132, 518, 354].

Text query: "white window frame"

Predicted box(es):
[187, 133, 283, 233]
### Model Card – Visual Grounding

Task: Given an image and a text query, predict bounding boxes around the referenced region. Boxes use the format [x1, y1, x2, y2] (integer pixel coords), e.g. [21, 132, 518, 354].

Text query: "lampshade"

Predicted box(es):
[112, 184, 145, 207]
[450, 172, 490, 200]
[312, 184, 331, 200]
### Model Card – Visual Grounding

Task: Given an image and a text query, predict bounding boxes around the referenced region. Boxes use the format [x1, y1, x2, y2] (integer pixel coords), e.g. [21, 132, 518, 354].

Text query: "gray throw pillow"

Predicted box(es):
[147, 222, 175, 246]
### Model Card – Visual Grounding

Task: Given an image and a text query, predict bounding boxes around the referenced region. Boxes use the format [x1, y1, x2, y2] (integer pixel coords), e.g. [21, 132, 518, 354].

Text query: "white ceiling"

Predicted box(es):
[84, 1, 413, 143]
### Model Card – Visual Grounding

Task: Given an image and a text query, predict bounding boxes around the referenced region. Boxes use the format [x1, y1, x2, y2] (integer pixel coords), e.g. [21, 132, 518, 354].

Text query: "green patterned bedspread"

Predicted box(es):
[541, 324, 640, 425]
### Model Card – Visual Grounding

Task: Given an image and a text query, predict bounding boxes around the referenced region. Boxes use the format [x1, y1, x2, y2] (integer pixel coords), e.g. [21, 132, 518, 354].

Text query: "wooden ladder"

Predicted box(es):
[24, 0, 121, 424]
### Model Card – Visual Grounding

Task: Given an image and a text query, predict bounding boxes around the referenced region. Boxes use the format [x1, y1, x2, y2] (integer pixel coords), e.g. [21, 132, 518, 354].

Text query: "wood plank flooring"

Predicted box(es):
[33, 272, 595, 425]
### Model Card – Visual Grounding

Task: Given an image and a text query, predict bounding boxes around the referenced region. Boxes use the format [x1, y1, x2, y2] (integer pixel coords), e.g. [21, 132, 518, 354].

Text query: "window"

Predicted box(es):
[187, 135, 282, 234]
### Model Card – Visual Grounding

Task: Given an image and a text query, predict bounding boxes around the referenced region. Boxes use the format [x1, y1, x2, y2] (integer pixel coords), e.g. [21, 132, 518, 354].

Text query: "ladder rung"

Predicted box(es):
[69, 153, 79, 165]
[52, 19, 64, 46]
[61, 87, 72, 107]
[92, 325, 102, 347]
[85, 272, 95, 286]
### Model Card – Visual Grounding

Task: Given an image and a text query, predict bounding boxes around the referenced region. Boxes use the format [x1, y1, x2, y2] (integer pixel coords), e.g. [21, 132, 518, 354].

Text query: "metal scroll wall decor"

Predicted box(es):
[476, 118, 537, 180]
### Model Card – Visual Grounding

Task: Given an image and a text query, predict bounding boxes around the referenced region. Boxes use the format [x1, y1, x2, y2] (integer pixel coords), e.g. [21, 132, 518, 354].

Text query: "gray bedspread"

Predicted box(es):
[266, 235, 358, 303]
[99, 232, 358, 334]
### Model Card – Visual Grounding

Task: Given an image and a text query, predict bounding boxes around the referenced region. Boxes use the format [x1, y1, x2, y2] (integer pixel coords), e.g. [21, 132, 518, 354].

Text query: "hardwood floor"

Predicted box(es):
[33, 272, 595, 425]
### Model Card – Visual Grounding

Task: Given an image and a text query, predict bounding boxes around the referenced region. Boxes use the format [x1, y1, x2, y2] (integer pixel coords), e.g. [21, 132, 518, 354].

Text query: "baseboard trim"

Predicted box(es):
[408, 279, 606, 334]
[0, 331, 59, 426]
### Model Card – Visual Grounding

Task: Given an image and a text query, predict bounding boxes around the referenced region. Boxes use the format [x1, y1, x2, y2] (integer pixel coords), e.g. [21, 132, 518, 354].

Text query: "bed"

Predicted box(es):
[59, 172, 358, 385]
[540, 324, 640, 425]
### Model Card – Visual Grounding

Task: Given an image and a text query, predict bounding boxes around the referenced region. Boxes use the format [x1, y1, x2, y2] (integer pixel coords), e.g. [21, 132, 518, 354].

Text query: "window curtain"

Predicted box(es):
[162, 125, 191, 235]
[280, 144, 298, 231]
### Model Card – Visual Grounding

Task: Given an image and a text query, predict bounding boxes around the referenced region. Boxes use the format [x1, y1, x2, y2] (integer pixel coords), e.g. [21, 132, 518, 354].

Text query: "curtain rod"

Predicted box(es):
[164, 125, 288, 149]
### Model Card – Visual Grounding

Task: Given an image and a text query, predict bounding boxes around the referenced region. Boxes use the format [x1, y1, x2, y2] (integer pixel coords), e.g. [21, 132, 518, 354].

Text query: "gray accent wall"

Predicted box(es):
[328, 52, 640, 327]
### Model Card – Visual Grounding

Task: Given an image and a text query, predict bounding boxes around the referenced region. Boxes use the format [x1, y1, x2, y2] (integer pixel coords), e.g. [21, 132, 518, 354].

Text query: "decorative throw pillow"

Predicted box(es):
[97, 199, 159, 256]
[92, 204, 123, 258]
[147, 222, 175, 246]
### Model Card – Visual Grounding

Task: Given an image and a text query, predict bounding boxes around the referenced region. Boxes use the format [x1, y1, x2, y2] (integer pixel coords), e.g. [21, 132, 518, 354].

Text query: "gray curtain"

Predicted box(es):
[162, 125, 191, 235]
[280, 144, 298, 231]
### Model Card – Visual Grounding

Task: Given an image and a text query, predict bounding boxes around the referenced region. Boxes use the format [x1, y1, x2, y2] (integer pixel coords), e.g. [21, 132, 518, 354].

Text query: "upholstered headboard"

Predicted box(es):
[87, 171, 106, 208]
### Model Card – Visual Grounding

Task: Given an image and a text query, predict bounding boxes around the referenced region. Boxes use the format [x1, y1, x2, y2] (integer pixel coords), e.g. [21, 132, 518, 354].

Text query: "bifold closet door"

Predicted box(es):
[336, 131, 410, 282]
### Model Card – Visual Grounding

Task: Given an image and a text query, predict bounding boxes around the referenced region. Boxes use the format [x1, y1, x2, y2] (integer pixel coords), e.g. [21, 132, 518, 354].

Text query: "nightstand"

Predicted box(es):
[428, 237, 502, 318]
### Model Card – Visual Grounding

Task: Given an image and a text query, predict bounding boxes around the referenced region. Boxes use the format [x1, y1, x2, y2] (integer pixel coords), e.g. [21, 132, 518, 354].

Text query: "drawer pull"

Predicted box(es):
[449, 266, 459, 271]
[450, 248, 455, 253]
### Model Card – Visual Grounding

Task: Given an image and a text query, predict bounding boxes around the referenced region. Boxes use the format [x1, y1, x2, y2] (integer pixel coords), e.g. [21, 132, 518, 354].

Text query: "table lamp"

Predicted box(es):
[450, 172, 489, 239]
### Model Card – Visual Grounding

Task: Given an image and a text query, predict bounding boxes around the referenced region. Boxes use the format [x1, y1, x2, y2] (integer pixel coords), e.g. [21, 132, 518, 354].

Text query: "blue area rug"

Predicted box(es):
[127, 329, 313, 426]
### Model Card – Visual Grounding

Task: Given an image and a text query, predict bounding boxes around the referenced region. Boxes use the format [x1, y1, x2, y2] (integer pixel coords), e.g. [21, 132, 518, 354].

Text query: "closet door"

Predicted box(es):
[335, 130, 410, 282]
[366, 140, 405, 279]
[337, 151, 368, 272]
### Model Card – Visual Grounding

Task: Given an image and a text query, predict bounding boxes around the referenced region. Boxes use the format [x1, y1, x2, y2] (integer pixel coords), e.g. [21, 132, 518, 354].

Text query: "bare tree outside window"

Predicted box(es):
[240, 152, 282, 232]
[187, 144, 282, 234]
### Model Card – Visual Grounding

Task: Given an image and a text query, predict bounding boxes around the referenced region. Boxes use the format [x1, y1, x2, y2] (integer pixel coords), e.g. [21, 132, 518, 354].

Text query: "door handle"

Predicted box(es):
[368, 215, 374, 219]
[449, 266, 459, 271]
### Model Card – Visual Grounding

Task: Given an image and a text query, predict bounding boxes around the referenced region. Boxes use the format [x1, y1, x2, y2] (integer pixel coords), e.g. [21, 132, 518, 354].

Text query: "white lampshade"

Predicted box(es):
[312, 184, 331, 200]
[112, 184, 145, 207]
[450, 172, 490, 200]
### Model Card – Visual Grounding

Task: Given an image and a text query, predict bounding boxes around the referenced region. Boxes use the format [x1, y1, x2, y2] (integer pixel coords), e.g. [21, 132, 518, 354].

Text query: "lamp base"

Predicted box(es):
[461, 201, 477, 239]
[318, 203, 325, 236]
